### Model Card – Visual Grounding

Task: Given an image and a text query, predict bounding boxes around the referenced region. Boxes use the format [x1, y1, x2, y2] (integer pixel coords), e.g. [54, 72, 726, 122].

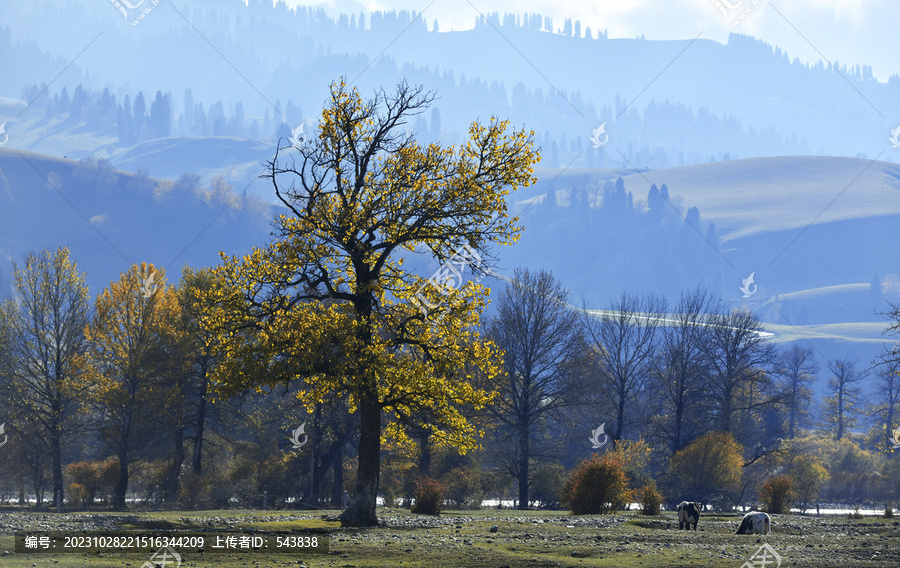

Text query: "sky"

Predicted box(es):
[293, 0, 900, 82]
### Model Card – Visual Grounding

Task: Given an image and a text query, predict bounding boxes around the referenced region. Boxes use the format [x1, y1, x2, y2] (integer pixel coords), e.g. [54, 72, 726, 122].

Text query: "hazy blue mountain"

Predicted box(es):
[110, 137, 275, 188]
[2, 0, 898, 170]
[0, 148, 274, 298]
[1, 0, 897, 398]
[2, 148, 893, 380]
[515, 157, 899, 306]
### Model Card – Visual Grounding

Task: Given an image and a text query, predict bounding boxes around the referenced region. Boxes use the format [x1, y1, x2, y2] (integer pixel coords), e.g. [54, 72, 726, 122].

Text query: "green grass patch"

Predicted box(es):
[233, 518, 340, 531]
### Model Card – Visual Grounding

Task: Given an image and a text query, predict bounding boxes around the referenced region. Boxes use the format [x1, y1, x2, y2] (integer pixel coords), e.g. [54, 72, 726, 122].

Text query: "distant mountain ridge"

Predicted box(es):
[0, 147, 274, 300]
[506, 156, 899, 321]
[0, 148, 894, 380]
[2, 1, 898, 170]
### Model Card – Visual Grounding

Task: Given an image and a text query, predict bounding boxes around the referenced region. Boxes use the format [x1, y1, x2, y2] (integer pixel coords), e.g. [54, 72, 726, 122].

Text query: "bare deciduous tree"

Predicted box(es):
[775, 344, 818, 439]
[5, 247, 91, 507]
[868, 355, 900, 450]
[704, 308, 777, 432]
[823, 359, 865, 440]
[650, 288, 716, 454]
[582, 292, 663, 442]
[486, 268, 585, 510]
[879, 301, 900, 366]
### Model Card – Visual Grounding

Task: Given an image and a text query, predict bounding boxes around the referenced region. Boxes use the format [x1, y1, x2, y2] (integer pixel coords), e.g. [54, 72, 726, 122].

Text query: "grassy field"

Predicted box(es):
[1, 507, 898, 567]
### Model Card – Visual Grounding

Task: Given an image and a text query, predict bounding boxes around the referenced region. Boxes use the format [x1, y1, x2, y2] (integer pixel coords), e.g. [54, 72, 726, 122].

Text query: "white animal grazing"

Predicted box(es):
[735, 511, 771, 535]
[677, 501, 701, 531]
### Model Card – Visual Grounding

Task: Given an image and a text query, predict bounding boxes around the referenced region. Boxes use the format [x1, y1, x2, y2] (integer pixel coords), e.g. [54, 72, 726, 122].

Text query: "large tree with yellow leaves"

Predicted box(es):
[202, 79, 539, 526]
[80, 263, 184, 508]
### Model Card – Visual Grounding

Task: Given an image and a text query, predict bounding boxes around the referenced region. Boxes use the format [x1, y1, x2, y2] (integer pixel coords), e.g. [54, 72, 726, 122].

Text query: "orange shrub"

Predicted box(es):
[759, 474, 795, 514]
[639, 481, 664, 515]
[561, 453, 629, 515]
[411, 477, 445, 515]
[65, 457, 118, 506]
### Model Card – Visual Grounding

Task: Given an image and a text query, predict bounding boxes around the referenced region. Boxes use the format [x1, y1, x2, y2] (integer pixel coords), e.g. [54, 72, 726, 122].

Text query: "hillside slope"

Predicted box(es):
[0, 148, 274, 297]
[525, 156, 900, 241]
[1, 150, 895, 376]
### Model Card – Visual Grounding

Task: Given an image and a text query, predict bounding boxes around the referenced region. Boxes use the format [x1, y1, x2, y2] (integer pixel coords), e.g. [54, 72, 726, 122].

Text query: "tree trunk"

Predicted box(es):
[836, 390, 844, 440]
[788, 382, 797, 439]
[673, 405, 683, 453]
[192, 360, 209, 475]
[721, 385, 733, 432]
[309, 404, 322, 506]
[673, 380, 685, 453]
[114, 450, 129, 509]
[517, 426, 529, 510]
[308, 435, 317, 507]
[886, 403, 894, 451]
[616, 386, 626, 441]
[789, 409, 796, 439]
[50, 418, 63, 508]
[418, 430, 431, 477]
[164, 428, 185, 503]
[331, 443, 344, 507]
[338, 394, 381, 526]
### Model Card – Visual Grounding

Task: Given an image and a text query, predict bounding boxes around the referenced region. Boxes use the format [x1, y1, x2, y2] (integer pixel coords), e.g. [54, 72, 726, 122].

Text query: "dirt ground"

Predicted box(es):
[0, 507, 897, 567]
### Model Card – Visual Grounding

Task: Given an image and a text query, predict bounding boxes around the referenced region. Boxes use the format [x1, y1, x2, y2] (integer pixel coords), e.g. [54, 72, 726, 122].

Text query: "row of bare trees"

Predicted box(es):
[482, 269, 900, 509]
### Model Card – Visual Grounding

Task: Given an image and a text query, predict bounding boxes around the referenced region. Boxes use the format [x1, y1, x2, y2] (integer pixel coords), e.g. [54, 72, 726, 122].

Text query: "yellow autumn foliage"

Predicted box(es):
[196, 80, 539, 458]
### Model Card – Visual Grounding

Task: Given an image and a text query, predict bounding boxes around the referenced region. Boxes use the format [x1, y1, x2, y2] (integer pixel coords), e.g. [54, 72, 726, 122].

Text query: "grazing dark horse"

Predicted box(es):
[677, 501, 701, 531]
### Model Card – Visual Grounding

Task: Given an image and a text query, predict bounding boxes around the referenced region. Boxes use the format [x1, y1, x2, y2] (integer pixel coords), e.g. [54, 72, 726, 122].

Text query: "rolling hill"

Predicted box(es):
[1, 149, 896, 386]
[523, 156, 900, 241]
[0, 147, 274, 298]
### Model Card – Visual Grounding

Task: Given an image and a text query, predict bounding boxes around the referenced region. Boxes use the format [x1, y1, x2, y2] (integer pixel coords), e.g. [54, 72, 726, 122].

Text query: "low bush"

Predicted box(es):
[759, 474, 795, 514]
[65, 457, 118, 506]
[561, 453, 629, 515]
[411, 477, 445, 515]
[639, 481, 663, 516]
